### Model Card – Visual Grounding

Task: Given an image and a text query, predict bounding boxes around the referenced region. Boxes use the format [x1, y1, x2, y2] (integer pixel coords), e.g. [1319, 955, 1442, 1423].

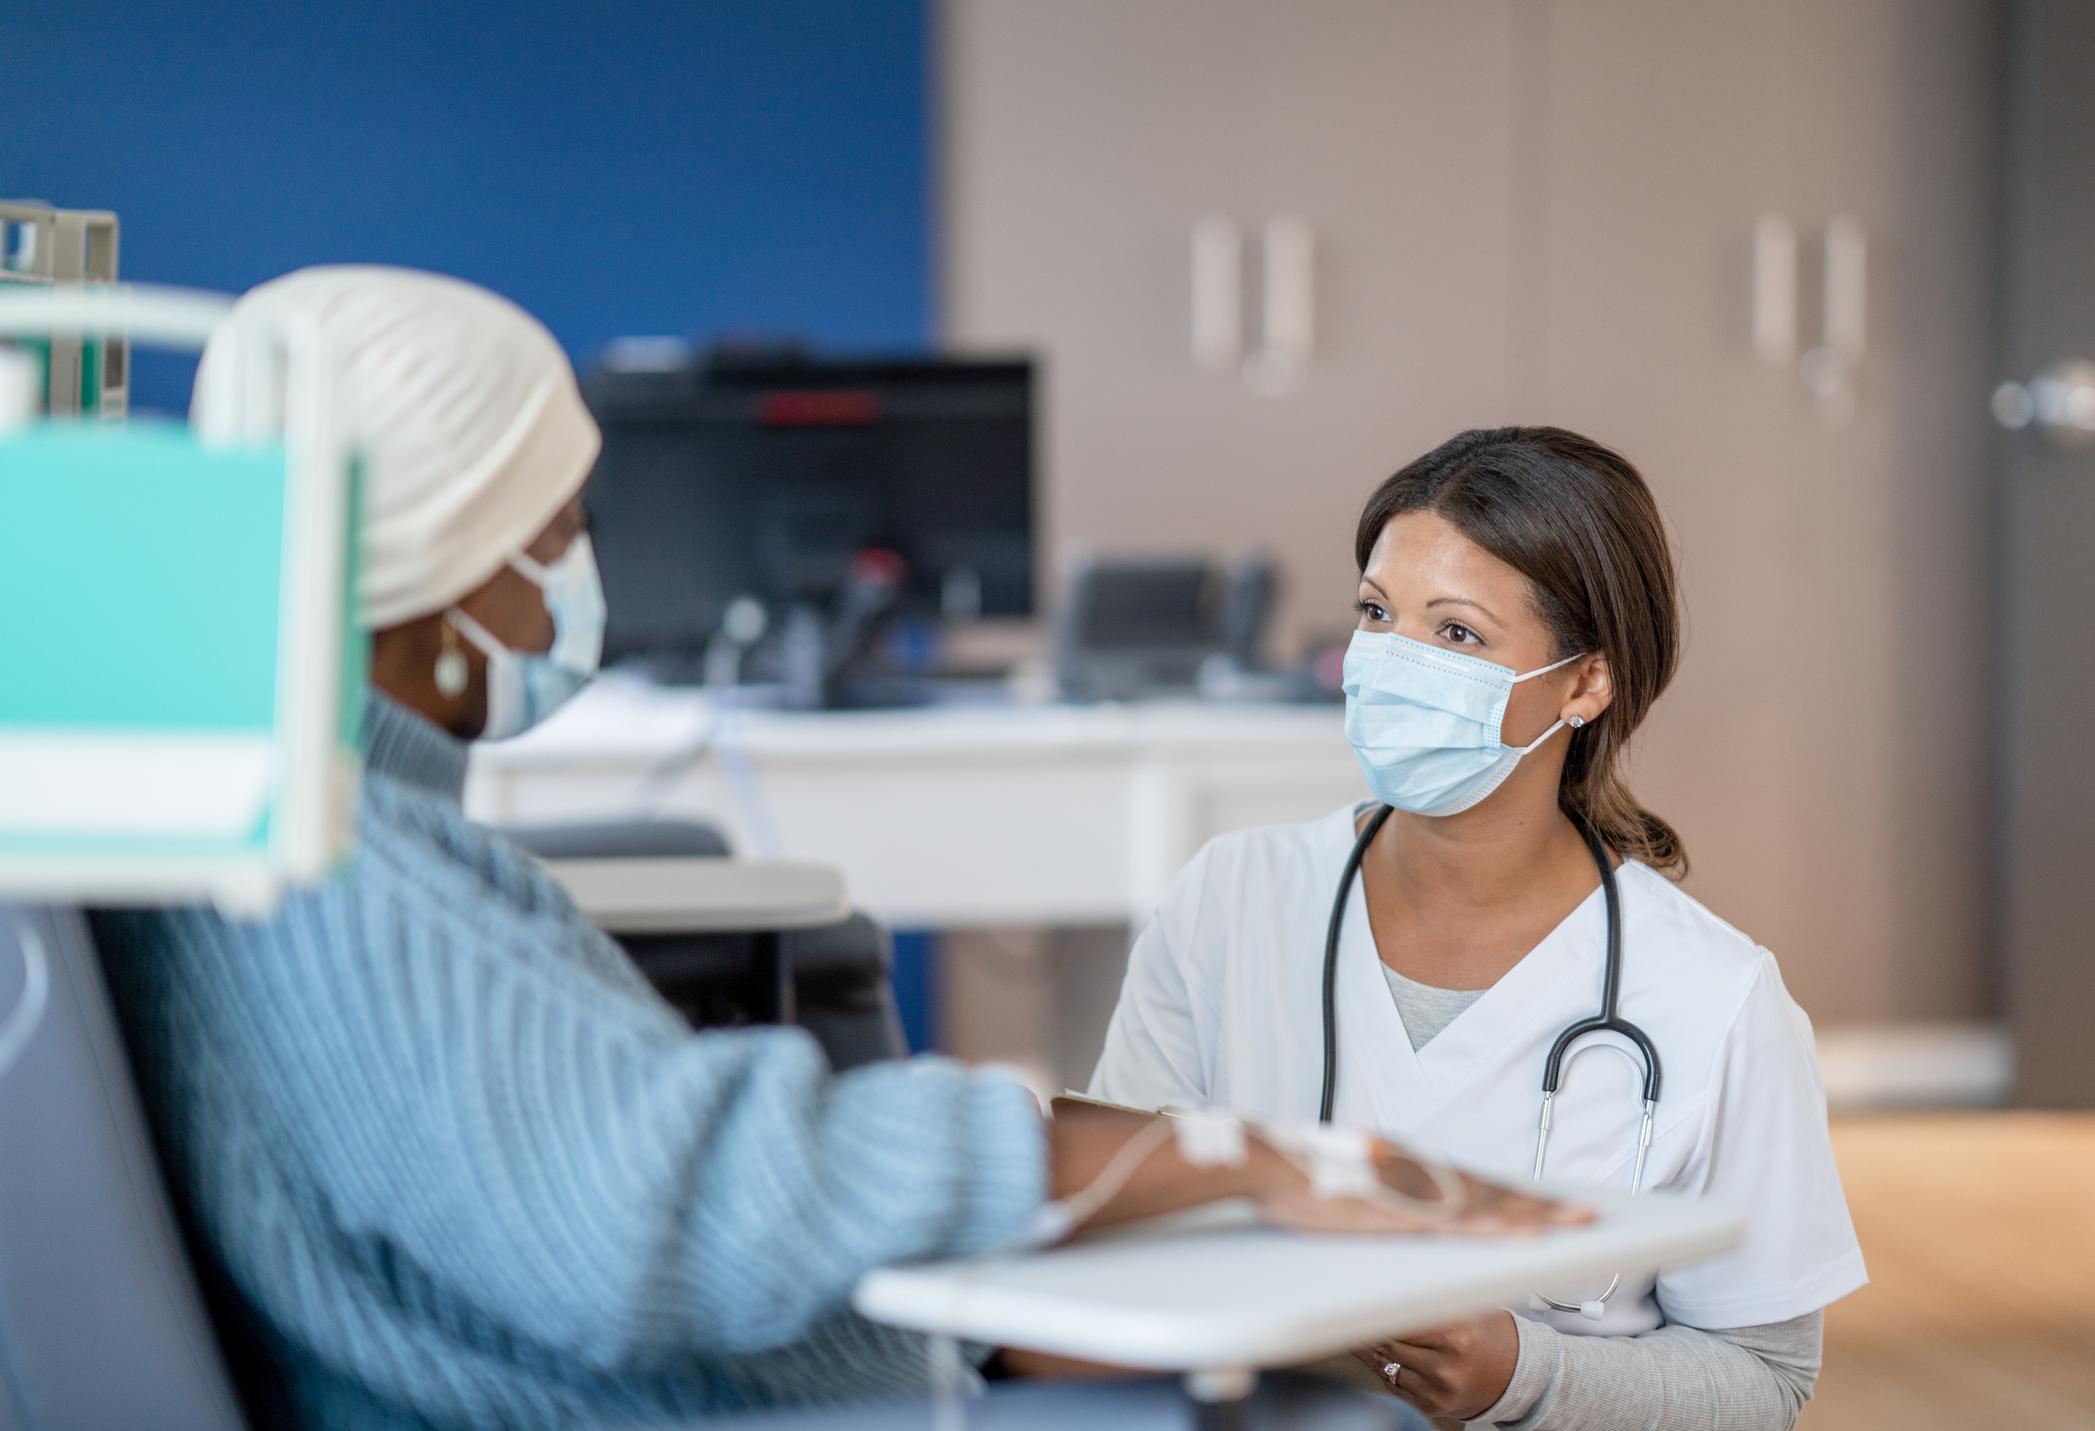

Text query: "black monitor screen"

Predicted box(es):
[583, 355, 1034, 663]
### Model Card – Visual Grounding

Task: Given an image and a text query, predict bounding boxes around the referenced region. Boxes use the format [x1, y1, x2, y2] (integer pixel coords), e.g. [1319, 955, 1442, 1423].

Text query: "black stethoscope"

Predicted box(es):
[1319, 804, 1664, 1318]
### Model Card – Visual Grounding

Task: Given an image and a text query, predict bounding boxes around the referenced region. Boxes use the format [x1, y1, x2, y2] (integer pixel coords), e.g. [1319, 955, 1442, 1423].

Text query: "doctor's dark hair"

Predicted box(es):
[1354, 426, 1689, 878]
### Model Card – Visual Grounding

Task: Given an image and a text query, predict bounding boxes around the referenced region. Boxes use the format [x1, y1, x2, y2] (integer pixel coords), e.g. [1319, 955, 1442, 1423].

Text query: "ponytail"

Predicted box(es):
[1562, 769, 1688, 880]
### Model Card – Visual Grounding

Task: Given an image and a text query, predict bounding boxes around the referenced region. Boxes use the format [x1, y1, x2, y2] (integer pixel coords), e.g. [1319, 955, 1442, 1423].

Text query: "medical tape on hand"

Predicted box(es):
[1167, 1107, 1248, 1167]
[1271, 1124, 1381, 1198]
[1260, 1121, 1471, 1221]
[1007, 1107, 1473, 1255]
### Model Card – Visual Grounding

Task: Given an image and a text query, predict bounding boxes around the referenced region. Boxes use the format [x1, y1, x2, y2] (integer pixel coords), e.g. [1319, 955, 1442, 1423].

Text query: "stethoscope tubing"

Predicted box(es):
[1318, 804, 1663, 1318]
[1319, 804, 1395, 1123]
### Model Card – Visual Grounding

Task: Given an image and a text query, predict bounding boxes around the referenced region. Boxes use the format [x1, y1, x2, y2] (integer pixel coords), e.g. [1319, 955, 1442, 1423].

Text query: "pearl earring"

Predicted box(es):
[435, 620, 469, 698]
[1568, 714, 1586, 729]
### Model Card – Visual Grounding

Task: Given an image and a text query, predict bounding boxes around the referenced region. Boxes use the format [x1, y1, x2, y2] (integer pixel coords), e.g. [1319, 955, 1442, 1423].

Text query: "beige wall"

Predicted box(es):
[938, 0, 2001, 1025]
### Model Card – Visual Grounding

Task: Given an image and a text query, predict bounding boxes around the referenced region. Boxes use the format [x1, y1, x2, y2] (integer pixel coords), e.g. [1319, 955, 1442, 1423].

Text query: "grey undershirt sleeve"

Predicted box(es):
[1476, 1310, 1823, 1430]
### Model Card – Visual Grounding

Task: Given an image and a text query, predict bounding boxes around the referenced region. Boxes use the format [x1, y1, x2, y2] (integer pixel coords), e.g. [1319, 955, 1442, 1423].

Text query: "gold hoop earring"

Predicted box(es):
[434, 619, 470, 698]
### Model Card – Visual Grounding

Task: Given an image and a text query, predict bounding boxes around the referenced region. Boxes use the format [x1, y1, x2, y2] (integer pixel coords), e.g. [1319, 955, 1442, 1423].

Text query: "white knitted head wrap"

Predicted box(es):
[193, 266, 600, 628]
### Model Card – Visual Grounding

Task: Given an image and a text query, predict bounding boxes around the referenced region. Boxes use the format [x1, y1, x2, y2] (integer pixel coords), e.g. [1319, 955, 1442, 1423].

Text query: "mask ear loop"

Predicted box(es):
[509, 548, 557, 589]
[1512, 717, 1570, 756]
[445, 605, 508, 663]
[1509, 649, 1589, 684]
[445, 523, 570, 661]
[441, 520, 550, 668]
[1506, 649, 1592, 755]
[510, 531, 592, 591]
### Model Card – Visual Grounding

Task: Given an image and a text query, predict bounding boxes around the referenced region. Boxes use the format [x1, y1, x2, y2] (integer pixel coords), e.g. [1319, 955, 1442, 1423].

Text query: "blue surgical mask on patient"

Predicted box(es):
[448, 533, 606, 741]
[1341, 629, 1585, 817]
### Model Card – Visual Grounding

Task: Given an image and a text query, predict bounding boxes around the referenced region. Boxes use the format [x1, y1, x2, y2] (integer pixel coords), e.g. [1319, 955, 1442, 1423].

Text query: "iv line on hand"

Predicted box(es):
[1035, 1107, 1472, 1246]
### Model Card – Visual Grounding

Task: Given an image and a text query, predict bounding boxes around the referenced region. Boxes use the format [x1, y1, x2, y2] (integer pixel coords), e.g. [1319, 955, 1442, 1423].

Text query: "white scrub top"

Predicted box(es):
[1089, 805, 1868, 1336]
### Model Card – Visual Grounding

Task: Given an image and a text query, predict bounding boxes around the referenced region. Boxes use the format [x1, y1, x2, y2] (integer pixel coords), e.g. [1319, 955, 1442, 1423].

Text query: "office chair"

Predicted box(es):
[507, 819, 908, 1070]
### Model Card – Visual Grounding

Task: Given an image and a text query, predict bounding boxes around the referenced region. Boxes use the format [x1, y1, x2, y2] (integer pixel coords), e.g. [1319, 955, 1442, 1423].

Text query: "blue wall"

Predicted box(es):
[5, 1, 946, 1045]
[3, 0, 931, 410]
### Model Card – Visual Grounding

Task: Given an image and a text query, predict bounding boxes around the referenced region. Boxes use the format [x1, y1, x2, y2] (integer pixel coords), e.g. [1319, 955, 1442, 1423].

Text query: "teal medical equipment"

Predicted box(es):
[0, 284, 363, 913]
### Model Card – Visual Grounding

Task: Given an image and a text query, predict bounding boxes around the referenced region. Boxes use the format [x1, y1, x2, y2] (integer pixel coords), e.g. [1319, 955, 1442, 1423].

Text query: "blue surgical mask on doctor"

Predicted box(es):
[447, 534, 606, 741]
[1342, 630, 1586, 816]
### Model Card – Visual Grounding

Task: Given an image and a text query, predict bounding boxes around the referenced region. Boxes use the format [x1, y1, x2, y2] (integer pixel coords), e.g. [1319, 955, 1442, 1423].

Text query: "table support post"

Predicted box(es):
[1184, 1366, 1256, 1431]
[754, 930, 795, 1024]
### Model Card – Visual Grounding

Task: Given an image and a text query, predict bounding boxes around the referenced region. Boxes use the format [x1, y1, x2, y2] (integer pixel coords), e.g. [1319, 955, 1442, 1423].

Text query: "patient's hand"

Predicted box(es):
[1258, 1139, 1590, 1238]
[1047, 1099, 1585, 1240]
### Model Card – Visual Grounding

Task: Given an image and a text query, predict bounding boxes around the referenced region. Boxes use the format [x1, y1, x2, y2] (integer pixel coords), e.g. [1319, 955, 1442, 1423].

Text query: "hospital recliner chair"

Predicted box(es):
[0, 905, 247, 1431]
[0, 865, 913, 1431]
[0, 908, 1408, 1431]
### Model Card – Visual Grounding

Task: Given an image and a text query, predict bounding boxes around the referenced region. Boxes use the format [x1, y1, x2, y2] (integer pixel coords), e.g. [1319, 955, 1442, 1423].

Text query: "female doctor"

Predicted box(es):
[1091, 427, 1866, 1429]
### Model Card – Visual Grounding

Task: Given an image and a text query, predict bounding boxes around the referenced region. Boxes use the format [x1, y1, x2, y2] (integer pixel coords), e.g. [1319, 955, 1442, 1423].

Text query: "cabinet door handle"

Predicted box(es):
[1752, 214, 1798, 367]
[1822, 215, 1867, 366]
[1191, 216, 1244, 371]
[1799, 216, 1867, 417]
[1244, 214, 1314, 396]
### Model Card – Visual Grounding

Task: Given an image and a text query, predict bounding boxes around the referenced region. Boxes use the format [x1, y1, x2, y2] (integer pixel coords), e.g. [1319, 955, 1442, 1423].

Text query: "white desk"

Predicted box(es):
[856, 1193, 1743, 1393]
[471, 676, 1363, 1094]
[467, 674, 1363, 930]
[481, 680, 1953, 1111]
[538, 857, 848, 935]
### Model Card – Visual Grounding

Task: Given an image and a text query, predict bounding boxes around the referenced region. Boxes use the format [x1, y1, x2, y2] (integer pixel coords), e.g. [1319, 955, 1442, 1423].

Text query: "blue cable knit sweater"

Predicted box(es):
[94, 693, 1047, 1429]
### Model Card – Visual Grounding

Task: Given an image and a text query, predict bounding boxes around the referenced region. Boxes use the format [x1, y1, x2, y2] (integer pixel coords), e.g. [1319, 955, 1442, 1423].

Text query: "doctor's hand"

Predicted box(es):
[1352, 1309, 1521, 1422]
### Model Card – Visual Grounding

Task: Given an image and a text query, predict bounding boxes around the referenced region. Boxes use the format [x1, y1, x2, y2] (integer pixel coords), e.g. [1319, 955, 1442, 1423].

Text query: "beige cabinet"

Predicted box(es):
[938, 0, 2000, 1024]
[1777, 0, 1999, 1024]
[1525, 0, 1998, 1020]
[1514, 1, 1800, 979]
[940, 0, 1519, 653]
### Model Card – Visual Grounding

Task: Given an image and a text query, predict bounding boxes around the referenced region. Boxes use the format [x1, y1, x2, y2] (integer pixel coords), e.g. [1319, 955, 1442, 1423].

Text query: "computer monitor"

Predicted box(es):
[582, 353, 1035, 668]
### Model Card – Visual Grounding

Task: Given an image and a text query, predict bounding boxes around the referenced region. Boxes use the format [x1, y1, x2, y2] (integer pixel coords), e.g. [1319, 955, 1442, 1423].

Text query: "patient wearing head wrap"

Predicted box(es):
[95, 267, 1047, 1428]
[194, 265, 599, 629]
